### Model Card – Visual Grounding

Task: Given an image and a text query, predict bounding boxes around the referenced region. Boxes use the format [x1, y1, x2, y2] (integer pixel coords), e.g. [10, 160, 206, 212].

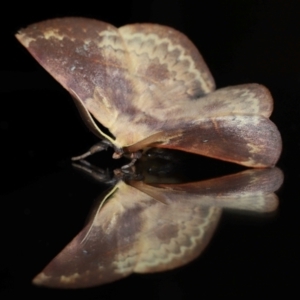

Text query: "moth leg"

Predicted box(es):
[121, 151, 143, 172]
[71, 140, 112, 161]
[72, 159, 117, 185]
[121, 159, 138, 173]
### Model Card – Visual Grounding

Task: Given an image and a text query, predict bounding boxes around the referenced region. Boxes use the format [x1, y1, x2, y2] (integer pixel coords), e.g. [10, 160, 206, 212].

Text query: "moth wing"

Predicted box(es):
[192, 83, 275, 118]
[16, 18, 215, 147]
[126, 109, 282, 168]
[167, 115, 281, 167]
[16, 18, 130, 144]
[33, 181, 221, 288]
[131, 168, 283, 213]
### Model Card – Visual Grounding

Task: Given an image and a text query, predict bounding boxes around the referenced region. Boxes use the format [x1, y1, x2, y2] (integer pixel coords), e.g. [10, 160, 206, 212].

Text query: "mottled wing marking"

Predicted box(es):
[119, 24, 215, 98]
[196, 84, 274, 118]
[113, 183, 220, 274]
[122, 205, 220, 273]
[33, 181, 221, 288]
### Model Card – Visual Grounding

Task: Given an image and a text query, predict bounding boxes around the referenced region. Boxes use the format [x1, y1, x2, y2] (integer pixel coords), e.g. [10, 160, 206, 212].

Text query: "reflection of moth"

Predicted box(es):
[16, 18, 281, 167]
[33, 166, 283, 288]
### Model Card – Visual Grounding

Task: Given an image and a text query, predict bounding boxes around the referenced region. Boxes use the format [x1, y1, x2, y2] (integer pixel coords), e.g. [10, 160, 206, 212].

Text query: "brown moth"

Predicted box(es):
[16, 18, 282, 167]
[32, 165, 283, 288]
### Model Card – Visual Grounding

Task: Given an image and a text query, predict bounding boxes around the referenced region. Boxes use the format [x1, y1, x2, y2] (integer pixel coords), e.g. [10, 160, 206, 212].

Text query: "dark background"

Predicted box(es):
[0, 0, 299, 298]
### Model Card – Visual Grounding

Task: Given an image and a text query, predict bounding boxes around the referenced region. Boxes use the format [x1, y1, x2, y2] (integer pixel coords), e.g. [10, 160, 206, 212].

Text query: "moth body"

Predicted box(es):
[16, 18, 282, 168]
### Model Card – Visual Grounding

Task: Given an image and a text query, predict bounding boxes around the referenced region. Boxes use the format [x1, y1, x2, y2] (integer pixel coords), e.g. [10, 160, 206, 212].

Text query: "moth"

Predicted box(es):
[32, 160, 283, 288]
[16, 18, 282, 168]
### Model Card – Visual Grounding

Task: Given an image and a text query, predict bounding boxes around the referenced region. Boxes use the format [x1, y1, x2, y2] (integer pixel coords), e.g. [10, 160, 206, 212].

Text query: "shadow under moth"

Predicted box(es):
[31, 162, 283, 288]
[16, 18, 282, 168]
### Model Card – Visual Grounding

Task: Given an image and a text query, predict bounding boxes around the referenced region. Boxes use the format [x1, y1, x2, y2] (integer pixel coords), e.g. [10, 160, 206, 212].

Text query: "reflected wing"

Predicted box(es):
[33, 181, 221, 288]
[32, 167, 283, 288]
[131, 168, 283, 213]
[16, 18, 214, 148]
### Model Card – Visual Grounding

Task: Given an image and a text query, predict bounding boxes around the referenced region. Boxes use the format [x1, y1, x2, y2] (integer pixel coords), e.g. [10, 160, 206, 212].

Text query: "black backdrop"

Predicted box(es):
[1, 1, 299, 298]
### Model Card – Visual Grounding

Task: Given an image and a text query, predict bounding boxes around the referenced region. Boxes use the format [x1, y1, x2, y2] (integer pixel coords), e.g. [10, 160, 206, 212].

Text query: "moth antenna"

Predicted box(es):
[71, 140, 112, 161]
[80, 185, 119, 245]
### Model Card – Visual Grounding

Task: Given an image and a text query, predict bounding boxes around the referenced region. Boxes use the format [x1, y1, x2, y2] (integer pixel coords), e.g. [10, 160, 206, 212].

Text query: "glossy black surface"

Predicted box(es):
[0, 1, 298, 298]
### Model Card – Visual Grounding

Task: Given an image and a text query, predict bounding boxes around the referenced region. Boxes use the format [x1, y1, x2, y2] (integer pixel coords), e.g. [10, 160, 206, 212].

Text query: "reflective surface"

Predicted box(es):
[31, 159, 282, 288]
[1, 1, 298, 298]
